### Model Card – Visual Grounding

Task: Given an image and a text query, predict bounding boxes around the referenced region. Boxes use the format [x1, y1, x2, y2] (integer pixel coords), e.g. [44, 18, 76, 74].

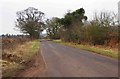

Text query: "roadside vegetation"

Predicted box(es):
[2, 37, 40, 77]
[53, 40, 118, 59]
[46, 8, 119, 59]
[2, 7, 45, 77]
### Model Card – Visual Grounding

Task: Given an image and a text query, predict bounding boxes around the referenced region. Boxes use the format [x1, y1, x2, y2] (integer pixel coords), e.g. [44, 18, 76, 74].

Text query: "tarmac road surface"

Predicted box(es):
[40, 40, 118, 77]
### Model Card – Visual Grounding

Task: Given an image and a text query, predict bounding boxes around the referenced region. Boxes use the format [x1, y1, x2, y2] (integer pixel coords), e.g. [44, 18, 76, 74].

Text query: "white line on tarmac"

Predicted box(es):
[40, 44, 48, 71]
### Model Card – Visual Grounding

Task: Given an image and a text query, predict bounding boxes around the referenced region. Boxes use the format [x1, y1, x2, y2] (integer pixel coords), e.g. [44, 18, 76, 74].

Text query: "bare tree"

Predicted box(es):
[16, 7, 45, 38]
[93, 11, 118, 27]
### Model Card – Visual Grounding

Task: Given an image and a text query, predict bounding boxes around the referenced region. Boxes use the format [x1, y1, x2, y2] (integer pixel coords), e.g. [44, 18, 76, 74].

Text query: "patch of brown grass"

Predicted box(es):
[1, 41, 31, 77]
[2, 38, 40, 77]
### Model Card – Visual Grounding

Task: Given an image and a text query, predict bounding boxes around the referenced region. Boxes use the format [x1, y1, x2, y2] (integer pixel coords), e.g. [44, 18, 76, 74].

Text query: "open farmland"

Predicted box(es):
[1, 36, 44, 77]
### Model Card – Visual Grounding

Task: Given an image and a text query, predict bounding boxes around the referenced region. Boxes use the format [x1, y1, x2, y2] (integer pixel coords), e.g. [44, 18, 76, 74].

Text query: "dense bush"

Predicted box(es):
[46, 8, 118, 47]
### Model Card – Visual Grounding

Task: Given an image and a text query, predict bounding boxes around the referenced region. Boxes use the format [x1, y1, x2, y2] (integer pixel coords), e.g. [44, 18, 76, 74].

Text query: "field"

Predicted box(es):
[1, 36, 40, 77]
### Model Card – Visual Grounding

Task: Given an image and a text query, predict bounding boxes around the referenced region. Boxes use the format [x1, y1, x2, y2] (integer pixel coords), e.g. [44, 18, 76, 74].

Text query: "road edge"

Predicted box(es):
[40, 43, 48, 71]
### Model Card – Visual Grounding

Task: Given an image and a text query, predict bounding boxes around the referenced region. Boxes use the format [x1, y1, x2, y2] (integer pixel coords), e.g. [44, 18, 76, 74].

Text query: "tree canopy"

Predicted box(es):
[16, 7, 45, 38]
[46, 8, 118, 47]
[46, 17, 61, 39]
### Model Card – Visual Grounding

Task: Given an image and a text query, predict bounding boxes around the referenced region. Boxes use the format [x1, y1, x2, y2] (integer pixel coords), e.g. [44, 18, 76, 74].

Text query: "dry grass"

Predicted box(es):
[2, 37, 30, 50]
[2, 38, 40, 77]
[1, 59, 24, 76]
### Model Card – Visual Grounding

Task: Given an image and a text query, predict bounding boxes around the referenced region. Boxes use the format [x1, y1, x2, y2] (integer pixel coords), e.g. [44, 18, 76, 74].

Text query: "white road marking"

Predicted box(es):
[40, 44, 48, 70]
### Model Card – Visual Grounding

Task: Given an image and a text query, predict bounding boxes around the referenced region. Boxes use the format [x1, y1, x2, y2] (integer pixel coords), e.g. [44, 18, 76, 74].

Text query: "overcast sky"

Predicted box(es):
[0, 0, 119, 35]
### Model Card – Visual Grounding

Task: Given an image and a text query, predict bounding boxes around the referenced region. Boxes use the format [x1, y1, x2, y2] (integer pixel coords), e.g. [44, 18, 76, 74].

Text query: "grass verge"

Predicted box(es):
[24, 40, 40, 61]
[53, 39, 118, 59]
